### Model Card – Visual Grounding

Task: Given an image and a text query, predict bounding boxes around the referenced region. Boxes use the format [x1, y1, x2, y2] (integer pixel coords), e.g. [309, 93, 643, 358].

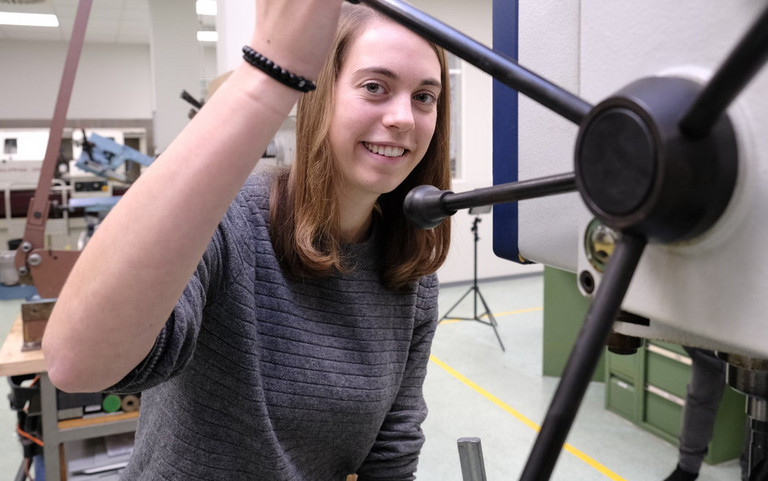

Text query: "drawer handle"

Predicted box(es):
[646, 384, 686, 407]
[647, 344, 692, 366]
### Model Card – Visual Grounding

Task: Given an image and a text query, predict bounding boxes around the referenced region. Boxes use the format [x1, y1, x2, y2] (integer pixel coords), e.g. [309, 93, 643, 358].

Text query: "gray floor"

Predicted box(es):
[419, 275, 740, 481]
[0, 274, 741, 480]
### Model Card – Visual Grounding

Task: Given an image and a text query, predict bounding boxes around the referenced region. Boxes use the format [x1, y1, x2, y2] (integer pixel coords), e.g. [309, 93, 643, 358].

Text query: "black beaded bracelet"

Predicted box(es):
[242, 45, 317, 93]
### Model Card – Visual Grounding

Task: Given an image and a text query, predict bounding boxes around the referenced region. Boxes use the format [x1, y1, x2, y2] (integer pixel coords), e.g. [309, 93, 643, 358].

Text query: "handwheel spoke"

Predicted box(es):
[349, 0, 592, 124]
[519, 233, 647, 481]
[445, 173, 577, 212]
[679, 4, 768, 139]
[404, 172, 576, 229]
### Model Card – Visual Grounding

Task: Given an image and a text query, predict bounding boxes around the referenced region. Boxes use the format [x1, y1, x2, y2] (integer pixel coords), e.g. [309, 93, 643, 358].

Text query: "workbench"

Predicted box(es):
[0, 316, 138, 481]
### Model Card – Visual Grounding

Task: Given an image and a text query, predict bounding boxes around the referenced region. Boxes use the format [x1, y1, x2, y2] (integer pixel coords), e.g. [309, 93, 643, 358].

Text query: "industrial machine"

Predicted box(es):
[349, 0, 768, 479]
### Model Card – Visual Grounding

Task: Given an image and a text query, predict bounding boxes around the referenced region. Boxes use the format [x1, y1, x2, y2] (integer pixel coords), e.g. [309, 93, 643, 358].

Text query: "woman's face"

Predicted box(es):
[328, 18, 442, 205]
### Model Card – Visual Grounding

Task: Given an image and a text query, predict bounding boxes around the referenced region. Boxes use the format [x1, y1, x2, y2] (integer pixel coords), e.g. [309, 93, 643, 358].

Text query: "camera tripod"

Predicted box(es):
[440, 215, 505, 352]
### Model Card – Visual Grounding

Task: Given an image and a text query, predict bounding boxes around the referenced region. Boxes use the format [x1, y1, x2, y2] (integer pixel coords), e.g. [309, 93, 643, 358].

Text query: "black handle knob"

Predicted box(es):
[403, 185, 456, 229]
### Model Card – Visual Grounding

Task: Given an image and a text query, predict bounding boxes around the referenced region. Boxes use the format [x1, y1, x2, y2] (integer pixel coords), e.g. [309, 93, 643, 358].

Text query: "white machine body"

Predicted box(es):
[516, 0, 768, 357]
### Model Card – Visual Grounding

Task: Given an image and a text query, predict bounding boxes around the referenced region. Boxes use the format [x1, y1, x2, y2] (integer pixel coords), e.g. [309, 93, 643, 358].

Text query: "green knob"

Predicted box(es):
[102, 394, 122, 413]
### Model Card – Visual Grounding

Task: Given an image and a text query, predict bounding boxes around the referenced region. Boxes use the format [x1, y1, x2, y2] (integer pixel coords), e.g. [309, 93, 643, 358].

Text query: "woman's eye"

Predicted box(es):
[415, 92, 437, 105]
[364, 82, 383, 94]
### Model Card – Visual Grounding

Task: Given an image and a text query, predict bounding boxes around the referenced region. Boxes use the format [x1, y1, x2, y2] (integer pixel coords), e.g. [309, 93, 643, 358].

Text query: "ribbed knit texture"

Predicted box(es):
[109, 172, 439, 481]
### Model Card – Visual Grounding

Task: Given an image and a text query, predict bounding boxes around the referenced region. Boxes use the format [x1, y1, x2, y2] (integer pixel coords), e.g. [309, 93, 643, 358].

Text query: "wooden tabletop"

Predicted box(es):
[0, 316, 46, 376]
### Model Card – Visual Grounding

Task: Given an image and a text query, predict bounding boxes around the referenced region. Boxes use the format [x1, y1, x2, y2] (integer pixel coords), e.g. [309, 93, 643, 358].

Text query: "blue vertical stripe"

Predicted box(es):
[492, 0, 526, 263]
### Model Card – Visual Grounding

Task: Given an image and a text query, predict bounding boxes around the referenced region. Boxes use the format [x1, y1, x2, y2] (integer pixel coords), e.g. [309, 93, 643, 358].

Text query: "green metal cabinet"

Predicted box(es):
[543, 266, 746, 464]
[605, 341, 747, 464]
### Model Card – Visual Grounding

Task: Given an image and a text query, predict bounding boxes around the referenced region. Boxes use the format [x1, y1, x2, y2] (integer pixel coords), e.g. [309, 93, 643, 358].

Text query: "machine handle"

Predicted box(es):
[679, 4, 768, 138]
[519, 233, 647, 481]
[403, 173, 576, 229]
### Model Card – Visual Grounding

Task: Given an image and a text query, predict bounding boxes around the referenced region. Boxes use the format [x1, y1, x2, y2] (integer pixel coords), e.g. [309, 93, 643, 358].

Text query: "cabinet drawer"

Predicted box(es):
[606, 375, 637, 422]
[607, 350, 638, 383]
[645, 344, 691, 399]
[643, 385, 684, 441]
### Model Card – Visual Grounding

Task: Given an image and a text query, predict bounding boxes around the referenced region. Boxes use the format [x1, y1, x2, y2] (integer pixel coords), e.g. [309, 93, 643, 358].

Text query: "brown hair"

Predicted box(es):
[270, 3, 452, 290]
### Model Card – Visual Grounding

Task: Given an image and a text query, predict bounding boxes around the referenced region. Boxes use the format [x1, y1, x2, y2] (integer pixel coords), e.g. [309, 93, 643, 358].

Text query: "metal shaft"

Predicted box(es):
[458, 437, 488, 481]
[679, 4, 768, 139]
[519, 233, 647, 480]
[350, 0, 592, 124]
[403, 172, 576, 229]
[445, 173, 576, 212]
[27, 0, 93, 237]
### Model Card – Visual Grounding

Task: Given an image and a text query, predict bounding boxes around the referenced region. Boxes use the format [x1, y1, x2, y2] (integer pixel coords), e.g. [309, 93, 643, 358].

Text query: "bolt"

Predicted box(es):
[20, 242, 33, 253]
[18, 266, 28, 276]
[579, 270, 595, 294]
[584, 219, 620, 272]
[28, 253, 42, 266]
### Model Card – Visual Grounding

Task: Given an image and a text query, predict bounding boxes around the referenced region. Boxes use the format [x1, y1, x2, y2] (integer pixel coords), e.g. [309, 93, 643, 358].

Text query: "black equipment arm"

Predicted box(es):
[520, 233, 647, 480]
[679, 4, 768, 139]
[403, 173, 576, 229]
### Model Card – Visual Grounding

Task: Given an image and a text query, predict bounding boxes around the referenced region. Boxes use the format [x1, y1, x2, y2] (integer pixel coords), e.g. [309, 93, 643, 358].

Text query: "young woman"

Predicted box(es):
[42, 1, 451, 480]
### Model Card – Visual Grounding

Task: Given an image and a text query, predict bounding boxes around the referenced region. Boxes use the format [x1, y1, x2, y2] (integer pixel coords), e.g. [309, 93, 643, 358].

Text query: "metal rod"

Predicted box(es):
[27, 0, 93, 236]
[350, 0, 592, 124]
[458, 437, 488, 481]
[519, 233, 647, 481]
[403, 172, 576, 229]
[445, 172, 576, 212]
[679, 4, 768, 139]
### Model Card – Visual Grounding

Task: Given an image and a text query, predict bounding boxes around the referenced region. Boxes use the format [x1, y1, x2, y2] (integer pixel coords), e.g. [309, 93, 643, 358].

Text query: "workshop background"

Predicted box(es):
[0, 0, 756, 480]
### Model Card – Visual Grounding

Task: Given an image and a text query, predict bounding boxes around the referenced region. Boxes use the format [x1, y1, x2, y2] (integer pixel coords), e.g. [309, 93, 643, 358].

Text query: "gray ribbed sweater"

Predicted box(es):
[110, 172, 439, 480]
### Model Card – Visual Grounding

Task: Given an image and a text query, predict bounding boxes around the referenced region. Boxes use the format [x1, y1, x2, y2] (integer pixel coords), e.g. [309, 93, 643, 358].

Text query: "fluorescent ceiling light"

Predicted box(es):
[0, 12, 59, 27]
[197, 30, 218, 42]
[196, 0, 217, 16]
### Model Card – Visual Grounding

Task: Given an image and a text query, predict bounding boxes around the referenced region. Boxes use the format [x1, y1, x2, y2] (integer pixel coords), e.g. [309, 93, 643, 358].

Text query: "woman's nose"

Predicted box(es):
[382, 96, 416, 131]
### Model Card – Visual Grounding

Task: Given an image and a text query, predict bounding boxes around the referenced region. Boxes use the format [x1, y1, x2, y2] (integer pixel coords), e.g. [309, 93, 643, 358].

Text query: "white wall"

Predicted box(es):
[0, 38, 215, 128]
[0, 40, 153, 120]
[0, 0, 540, 284]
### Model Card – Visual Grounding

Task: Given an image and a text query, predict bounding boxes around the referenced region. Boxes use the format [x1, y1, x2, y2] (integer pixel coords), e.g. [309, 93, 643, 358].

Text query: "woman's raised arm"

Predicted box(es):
[43, 0, 344, 393]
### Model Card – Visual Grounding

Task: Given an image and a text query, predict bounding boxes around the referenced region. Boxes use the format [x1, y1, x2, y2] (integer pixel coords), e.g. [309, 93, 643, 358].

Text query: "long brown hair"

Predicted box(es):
[270, 3, 452, 290]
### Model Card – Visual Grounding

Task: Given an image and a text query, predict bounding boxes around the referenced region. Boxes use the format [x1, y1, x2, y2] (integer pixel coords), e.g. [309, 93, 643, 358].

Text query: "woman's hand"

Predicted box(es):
[251, 0, 345, 82]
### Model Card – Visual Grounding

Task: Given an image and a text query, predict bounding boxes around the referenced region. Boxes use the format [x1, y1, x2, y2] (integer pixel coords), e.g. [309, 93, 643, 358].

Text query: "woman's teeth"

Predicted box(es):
[364, 142, 405, 157]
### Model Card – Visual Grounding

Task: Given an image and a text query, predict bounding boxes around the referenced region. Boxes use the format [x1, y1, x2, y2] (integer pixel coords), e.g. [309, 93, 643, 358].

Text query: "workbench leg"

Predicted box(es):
[40, 373, 62, 481]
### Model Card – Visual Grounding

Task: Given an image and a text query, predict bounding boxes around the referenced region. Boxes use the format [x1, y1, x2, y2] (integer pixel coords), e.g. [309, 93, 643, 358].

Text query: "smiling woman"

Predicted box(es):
[40, 1, 453, 480]
[274, 3, 452, 287]
[327, 17, 443, 235]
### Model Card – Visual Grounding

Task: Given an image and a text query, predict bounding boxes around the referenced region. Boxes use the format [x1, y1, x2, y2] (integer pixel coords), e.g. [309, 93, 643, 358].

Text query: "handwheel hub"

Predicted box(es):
[575, 76, 738, 243]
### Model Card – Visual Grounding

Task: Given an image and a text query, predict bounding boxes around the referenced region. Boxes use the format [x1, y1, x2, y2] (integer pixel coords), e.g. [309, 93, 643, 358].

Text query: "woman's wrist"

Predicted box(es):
[241, 46, 317, 92]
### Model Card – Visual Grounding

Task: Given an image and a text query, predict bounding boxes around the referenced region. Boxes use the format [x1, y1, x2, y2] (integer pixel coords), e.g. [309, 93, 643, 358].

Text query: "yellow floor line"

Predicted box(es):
[441, 306, 543, 324]
[429, 354, 627, 481]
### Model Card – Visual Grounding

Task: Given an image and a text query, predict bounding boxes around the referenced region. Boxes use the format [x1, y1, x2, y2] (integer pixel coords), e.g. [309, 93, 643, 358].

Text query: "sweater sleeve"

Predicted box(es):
[107, 201, 246, 394]
[355, 274, 439, 481]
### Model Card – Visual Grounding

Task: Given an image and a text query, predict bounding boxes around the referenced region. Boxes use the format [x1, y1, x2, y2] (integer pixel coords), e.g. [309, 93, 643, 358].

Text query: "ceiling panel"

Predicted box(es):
[0, 0, 214, 45]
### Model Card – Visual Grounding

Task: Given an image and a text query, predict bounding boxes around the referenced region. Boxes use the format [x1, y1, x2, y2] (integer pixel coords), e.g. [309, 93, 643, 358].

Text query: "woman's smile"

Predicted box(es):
[362, 141, 408, 158]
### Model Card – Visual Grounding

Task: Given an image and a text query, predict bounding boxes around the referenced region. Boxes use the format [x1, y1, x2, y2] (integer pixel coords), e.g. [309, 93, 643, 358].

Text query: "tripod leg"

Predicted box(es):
[440, 286, 476, 323]
[475, 288, 505, 351]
